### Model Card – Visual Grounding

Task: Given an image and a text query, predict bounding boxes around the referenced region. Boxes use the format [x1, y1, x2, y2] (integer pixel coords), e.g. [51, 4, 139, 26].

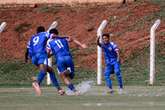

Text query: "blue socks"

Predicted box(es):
[116, 73, 123, 89]
[37, 70, 46, 85]
[68, 83, 76, 92]
[104, 75, 113, 89]
[49, 72, 60, 90]
[37, 70, 61, 90]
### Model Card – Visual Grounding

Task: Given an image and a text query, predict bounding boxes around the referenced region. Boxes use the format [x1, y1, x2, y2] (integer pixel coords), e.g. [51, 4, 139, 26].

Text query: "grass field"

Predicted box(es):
[0, 86, 165, 110]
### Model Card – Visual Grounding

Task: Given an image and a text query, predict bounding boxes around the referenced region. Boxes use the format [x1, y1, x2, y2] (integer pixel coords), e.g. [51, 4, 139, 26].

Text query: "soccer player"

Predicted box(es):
[47, 28, 87, 95]
[25, 26, 64, 96]
[97, 33, 123, 94]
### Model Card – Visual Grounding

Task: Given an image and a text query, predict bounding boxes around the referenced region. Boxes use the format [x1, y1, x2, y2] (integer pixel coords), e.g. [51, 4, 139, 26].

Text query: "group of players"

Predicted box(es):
[25, 25, 123, 96]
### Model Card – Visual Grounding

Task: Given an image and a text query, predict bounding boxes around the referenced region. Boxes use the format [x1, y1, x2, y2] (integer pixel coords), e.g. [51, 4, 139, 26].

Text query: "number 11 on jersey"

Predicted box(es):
[55, 40, 64, 48]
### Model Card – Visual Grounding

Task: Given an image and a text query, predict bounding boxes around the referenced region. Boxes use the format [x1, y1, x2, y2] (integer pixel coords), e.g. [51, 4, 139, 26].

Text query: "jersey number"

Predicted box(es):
[55, 40, 64, 48]
[33, 36, 39, 46]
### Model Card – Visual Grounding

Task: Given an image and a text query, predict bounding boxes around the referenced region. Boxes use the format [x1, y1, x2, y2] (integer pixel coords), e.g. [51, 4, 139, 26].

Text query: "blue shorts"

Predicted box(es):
[104, 61, 121, 76]
[32, 53, 48, 66]
[56, 56, 74, 79]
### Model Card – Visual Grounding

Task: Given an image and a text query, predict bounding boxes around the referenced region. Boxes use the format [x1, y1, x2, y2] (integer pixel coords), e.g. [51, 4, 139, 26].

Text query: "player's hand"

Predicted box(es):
[117, 58, 121, 64]
[81, 44, 87, 49]
[25, 59, 31, 63]
[25, 59, 28, 63]
[67, 37, 73, 42]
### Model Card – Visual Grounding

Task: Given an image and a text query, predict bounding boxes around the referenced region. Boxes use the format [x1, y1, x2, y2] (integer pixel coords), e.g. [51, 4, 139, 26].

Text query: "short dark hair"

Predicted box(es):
[102, 33, 110, 38]
[37, 26, 45, 33]
[49, 28, 59, 35]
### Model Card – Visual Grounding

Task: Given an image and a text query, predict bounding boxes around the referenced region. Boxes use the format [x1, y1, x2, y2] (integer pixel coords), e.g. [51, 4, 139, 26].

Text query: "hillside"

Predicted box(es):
[0, 0, 164, 70]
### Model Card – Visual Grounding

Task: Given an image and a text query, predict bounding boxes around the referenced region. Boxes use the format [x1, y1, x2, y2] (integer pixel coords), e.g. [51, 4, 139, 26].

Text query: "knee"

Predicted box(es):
[69, 73, 75, 79]
[40, 70, 46, 74]
[114, 68, 121, 75]
[116, 71, 122, 78]
[39, 66, 47, 73]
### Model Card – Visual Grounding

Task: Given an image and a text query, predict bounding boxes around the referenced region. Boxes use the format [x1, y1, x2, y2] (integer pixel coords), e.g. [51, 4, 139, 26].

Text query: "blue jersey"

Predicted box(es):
[47, 36, 71, 59]
[29, 32, 50, 55]
[100, 42, 119, 64]
[47, 36, 74, 78]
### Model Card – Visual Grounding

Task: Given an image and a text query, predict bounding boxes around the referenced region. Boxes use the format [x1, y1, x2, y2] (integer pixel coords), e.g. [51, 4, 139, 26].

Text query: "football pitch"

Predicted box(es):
[0, 86, 165, 110]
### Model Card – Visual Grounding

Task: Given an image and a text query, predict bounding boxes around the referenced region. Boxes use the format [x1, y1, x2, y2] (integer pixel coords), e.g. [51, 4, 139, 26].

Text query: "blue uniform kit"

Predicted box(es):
[47, 36, 75, 79]
[29, 32, 50, 66]
[26, 30, 62, 95]
[100, 42, 123, 90]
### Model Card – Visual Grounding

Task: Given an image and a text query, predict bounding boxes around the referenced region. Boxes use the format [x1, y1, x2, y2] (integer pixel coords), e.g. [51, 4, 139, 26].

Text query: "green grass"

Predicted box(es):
[0, 86, 165, 110]
[0, 60, 96, 87]
[121, 42, 165, 86]
[114, 0, 165, 36]
[14, 23, 31, 33]
[150, 0, 165, 20]
[150, 0, 165, 5]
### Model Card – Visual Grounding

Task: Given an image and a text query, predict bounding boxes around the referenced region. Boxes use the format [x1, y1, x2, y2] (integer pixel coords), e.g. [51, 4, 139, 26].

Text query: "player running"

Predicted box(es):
[97, 33, 123, 94]
[25, 26, 64, 96]
[47, 28, 87, 95]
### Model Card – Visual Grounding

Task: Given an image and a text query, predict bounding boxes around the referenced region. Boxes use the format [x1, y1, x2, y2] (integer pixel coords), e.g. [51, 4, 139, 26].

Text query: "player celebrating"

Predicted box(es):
[47, 28, 87, 95]
[97, 33, 123, 94]
[25, 26, 64, 96]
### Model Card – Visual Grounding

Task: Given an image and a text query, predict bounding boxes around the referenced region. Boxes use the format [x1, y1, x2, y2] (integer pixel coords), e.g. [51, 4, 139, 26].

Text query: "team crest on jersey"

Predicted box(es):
[108, 47, 112, 51]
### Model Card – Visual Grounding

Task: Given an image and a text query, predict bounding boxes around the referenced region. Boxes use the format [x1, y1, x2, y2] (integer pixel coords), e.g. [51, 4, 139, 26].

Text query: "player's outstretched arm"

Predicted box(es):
[68, 37, 87, 49]
[73, 39, 87, 49]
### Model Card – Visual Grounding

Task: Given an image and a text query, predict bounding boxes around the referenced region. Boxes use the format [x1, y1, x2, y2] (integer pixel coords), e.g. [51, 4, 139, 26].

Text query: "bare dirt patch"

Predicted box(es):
[0, 1, 164, 69]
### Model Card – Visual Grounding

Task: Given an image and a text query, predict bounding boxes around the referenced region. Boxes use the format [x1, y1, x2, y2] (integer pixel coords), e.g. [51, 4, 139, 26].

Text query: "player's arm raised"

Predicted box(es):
[97, 36, 102, 47]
